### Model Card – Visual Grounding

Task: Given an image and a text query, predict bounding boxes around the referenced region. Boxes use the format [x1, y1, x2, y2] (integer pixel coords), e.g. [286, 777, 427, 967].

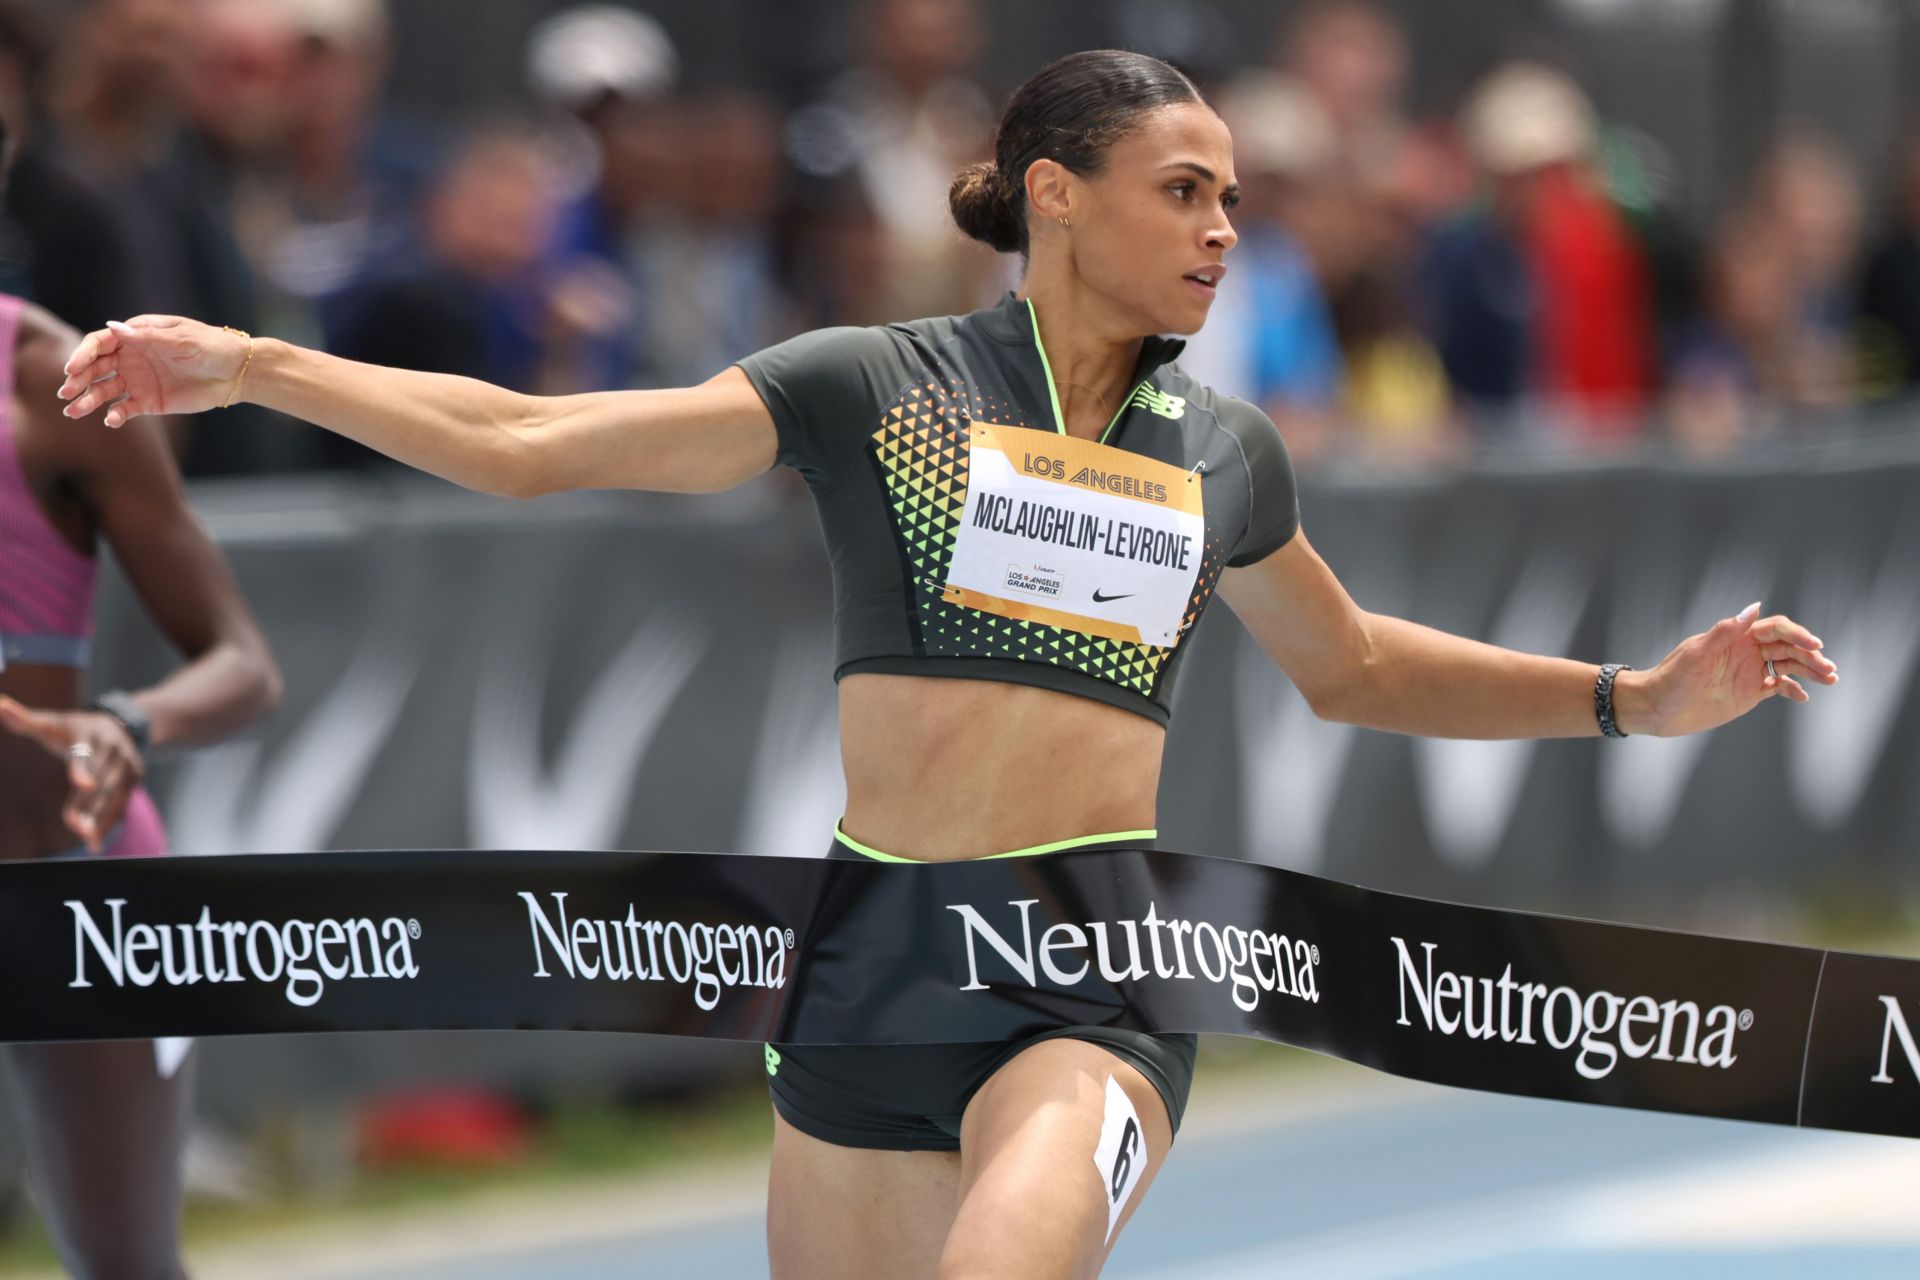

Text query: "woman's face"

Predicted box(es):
[1045, 102, 1241, 337]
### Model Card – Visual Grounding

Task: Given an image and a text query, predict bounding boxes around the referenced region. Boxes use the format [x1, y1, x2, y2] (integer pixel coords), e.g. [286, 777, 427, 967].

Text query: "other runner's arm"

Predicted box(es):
[0, 309, 281, 849]
[1218, 531, 1838, 740]
[55, 316, 777, 497]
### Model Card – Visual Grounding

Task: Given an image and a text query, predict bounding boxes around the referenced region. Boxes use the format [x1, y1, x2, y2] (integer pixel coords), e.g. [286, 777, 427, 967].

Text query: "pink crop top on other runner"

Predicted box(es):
[0, 293, 163, 860]
[0, 293, 96, 670]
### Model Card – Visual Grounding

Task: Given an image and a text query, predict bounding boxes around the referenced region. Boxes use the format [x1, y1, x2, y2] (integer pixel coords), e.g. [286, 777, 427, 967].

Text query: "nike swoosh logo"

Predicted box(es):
[1092, 590, 1135, 603]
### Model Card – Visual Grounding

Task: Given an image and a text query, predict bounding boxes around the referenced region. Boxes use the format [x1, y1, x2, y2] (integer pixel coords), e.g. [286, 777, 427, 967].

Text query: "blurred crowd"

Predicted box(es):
[1180, 1, 1916, 468]
[2, 0, 1918, 477]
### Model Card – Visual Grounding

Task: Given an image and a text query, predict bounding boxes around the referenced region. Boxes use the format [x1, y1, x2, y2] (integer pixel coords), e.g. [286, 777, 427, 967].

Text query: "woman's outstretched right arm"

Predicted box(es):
[56, 316, 778, 497]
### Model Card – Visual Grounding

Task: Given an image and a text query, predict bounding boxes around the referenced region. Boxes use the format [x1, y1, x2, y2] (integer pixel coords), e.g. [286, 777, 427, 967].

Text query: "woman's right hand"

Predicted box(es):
[57, 316, 252, 428]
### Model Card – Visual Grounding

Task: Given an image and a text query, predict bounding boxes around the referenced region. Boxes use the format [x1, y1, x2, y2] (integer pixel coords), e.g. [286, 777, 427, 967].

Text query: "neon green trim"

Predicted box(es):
[985, 828, 1158, 858]
[1098, 384, 1144, 446]
[1027, 299, 1147, 445]
[833, 819, 1157, 862]
[832, 822, 923, 862]
[1025, 298, 1069, 436]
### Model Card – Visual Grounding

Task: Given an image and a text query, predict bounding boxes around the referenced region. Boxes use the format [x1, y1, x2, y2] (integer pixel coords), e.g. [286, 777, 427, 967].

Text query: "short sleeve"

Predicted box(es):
[1218, 396, 1301, 567]
[734, 326, 902, 487]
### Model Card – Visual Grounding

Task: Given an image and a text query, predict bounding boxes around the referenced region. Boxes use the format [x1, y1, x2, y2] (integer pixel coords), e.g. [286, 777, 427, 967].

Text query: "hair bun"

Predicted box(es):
[948, 160, 1025, 254]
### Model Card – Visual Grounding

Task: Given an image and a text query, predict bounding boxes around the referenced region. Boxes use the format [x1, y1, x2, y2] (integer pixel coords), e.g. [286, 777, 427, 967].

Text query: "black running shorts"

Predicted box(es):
[764, 828, 1197, 1152]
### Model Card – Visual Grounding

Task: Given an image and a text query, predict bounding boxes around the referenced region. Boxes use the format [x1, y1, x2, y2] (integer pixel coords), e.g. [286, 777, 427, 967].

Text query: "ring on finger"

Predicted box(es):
[67, 743, 94, 761]
[1765, 659, 1779, 681]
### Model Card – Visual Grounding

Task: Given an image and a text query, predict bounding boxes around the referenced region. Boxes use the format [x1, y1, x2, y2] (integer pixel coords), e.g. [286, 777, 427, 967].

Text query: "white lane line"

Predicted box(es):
[1120, 1178, 1581, 1280]
[1121, 1132, 1920, 1280]
[1560, 1137, 1920, 1249]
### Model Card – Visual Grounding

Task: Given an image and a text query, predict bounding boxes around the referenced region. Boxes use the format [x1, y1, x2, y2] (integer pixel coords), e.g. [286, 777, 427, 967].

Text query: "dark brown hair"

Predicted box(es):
[948, 49, 1206, 255]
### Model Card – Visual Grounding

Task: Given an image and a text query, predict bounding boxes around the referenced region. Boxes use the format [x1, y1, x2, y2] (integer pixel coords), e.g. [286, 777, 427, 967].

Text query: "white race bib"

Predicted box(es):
[942, 423, 1204, 647]
[1093, 1074, 1146, 1243]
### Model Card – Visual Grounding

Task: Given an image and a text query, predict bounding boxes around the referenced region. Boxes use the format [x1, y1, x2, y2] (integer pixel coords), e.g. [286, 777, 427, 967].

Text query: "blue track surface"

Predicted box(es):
[320, 1073, 1920, 1279]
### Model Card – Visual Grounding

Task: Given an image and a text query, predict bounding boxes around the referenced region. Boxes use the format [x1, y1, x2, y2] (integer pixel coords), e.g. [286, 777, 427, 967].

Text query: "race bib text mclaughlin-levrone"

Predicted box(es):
[942, 423, 1205, 647]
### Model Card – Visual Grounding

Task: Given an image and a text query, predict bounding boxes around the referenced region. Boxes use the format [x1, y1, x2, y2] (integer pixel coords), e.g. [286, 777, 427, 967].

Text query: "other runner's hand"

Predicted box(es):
[56, 315, 251, 428]
[0, 697, 144, 852]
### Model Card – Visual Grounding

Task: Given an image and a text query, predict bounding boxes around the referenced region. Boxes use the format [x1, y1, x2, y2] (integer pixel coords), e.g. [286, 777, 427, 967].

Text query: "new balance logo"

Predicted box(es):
[1128, 386, 1186, 420]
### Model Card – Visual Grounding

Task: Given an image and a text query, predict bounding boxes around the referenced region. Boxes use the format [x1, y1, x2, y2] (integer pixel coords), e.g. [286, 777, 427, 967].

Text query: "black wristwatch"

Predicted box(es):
[92, 690, 152, 754]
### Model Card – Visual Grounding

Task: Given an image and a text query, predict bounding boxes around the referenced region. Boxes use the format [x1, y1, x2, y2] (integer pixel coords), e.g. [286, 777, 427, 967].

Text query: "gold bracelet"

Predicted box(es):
[220, 326, 254, 409]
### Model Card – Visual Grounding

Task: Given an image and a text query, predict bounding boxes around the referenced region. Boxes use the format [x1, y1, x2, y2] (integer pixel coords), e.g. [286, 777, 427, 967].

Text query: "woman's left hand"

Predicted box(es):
[0, 695, 145, 852]
[1626, 602, 1839, 739]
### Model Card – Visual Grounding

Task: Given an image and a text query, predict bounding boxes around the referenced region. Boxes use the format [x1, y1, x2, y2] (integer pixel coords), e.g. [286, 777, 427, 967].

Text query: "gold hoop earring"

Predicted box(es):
[1059, 216, 1070, 229]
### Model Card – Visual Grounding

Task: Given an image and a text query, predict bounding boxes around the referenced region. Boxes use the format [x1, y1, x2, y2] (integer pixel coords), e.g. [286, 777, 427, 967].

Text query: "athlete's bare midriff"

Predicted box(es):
[837, 671, 1165, 861]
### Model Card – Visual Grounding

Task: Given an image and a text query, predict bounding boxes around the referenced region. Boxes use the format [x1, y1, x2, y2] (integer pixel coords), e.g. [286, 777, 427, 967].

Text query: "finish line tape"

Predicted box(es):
[4, 847, 1916, 1139]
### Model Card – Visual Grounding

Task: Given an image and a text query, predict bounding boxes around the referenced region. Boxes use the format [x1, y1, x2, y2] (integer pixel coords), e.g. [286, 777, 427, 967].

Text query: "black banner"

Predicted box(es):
[6, 847, 1918, 1141]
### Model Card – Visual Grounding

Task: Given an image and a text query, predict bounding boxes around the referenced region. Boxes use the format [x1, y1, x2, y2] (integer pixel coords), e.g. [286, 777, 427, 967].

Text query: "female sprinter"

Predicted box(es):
[0, 287, 281, 1276]
[54, 50, 1835, 1280]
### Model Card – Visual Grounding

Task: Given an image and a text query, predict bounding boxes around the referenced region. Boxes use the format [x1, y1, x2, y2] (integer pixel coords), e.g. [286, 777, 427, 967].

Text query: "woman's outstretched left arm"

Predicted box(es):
[1218, 527, 1838, 740]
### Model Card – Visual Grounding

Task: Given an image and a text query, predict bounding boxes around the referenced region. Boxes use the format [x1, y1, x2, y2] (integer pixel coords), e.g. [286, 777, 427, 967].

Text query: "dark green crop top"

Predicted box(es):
[735, 293, 1299, 725]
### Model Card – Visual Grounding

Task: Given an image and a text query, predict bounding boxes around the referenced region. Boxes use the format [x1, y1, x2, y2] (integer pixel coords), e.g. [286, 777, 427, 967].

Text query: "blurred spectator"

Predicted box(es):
[1333, 264, 1455, 461]
[1421, 62, 1653, 442]
[640, 91, 794, 384]
[1695, 137, 1859, 418]
[1859, 133, 1920, 400]
[96, 0, 275, 324]
[46, 0, 193, 173]
[176, 0, 301, 161]
[1181, 73, 1347, 463]
[1665, 135, 1862, 453]
[530, 4, 684, 391]
[785, 0, 996, 321]
[1665, 214, 1791, 458]
[1277, 0, 1407, 190]
[1339, 123, 1467, 460]
[243, 0, 435, 352]
[777, 172, 892, 331]
[50, 0, 287, 472]
[0, 0, 143, 333]
[1386, 118, 1476, 232]
[45, 0, 206, 322]
[1188, 70, 1452, 467]
[1258, 0, 1454, 461]
[1751, 138, 1860, 377]
[324, 125, 563, 465]
[531, 10, 794, 391]
[1273, 0, 1416, 299]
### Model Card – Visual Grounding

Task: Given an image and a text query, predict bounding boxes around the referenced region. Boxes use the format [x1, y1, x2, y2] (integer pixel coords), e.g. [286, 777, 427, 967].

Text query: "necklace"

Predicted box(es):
[1060, 380, 1113, 413]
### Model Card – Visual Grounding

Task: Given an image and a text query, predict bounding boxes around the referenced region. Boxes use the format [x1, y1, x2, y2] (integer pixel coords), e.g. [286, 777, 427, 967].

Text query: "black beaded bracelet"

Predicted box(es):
[1595, 663, 1633, 740]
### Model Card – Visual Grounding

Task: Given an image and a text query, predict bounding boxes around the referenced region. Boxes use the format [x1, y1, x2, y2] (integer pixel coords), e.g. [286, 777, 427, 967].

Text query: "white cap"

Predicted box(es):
[528, 5, 678, 112]
[1219, 71, 1336, 178]
[1462, 62, 1596, 176]
[275, 0, 389, 49]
